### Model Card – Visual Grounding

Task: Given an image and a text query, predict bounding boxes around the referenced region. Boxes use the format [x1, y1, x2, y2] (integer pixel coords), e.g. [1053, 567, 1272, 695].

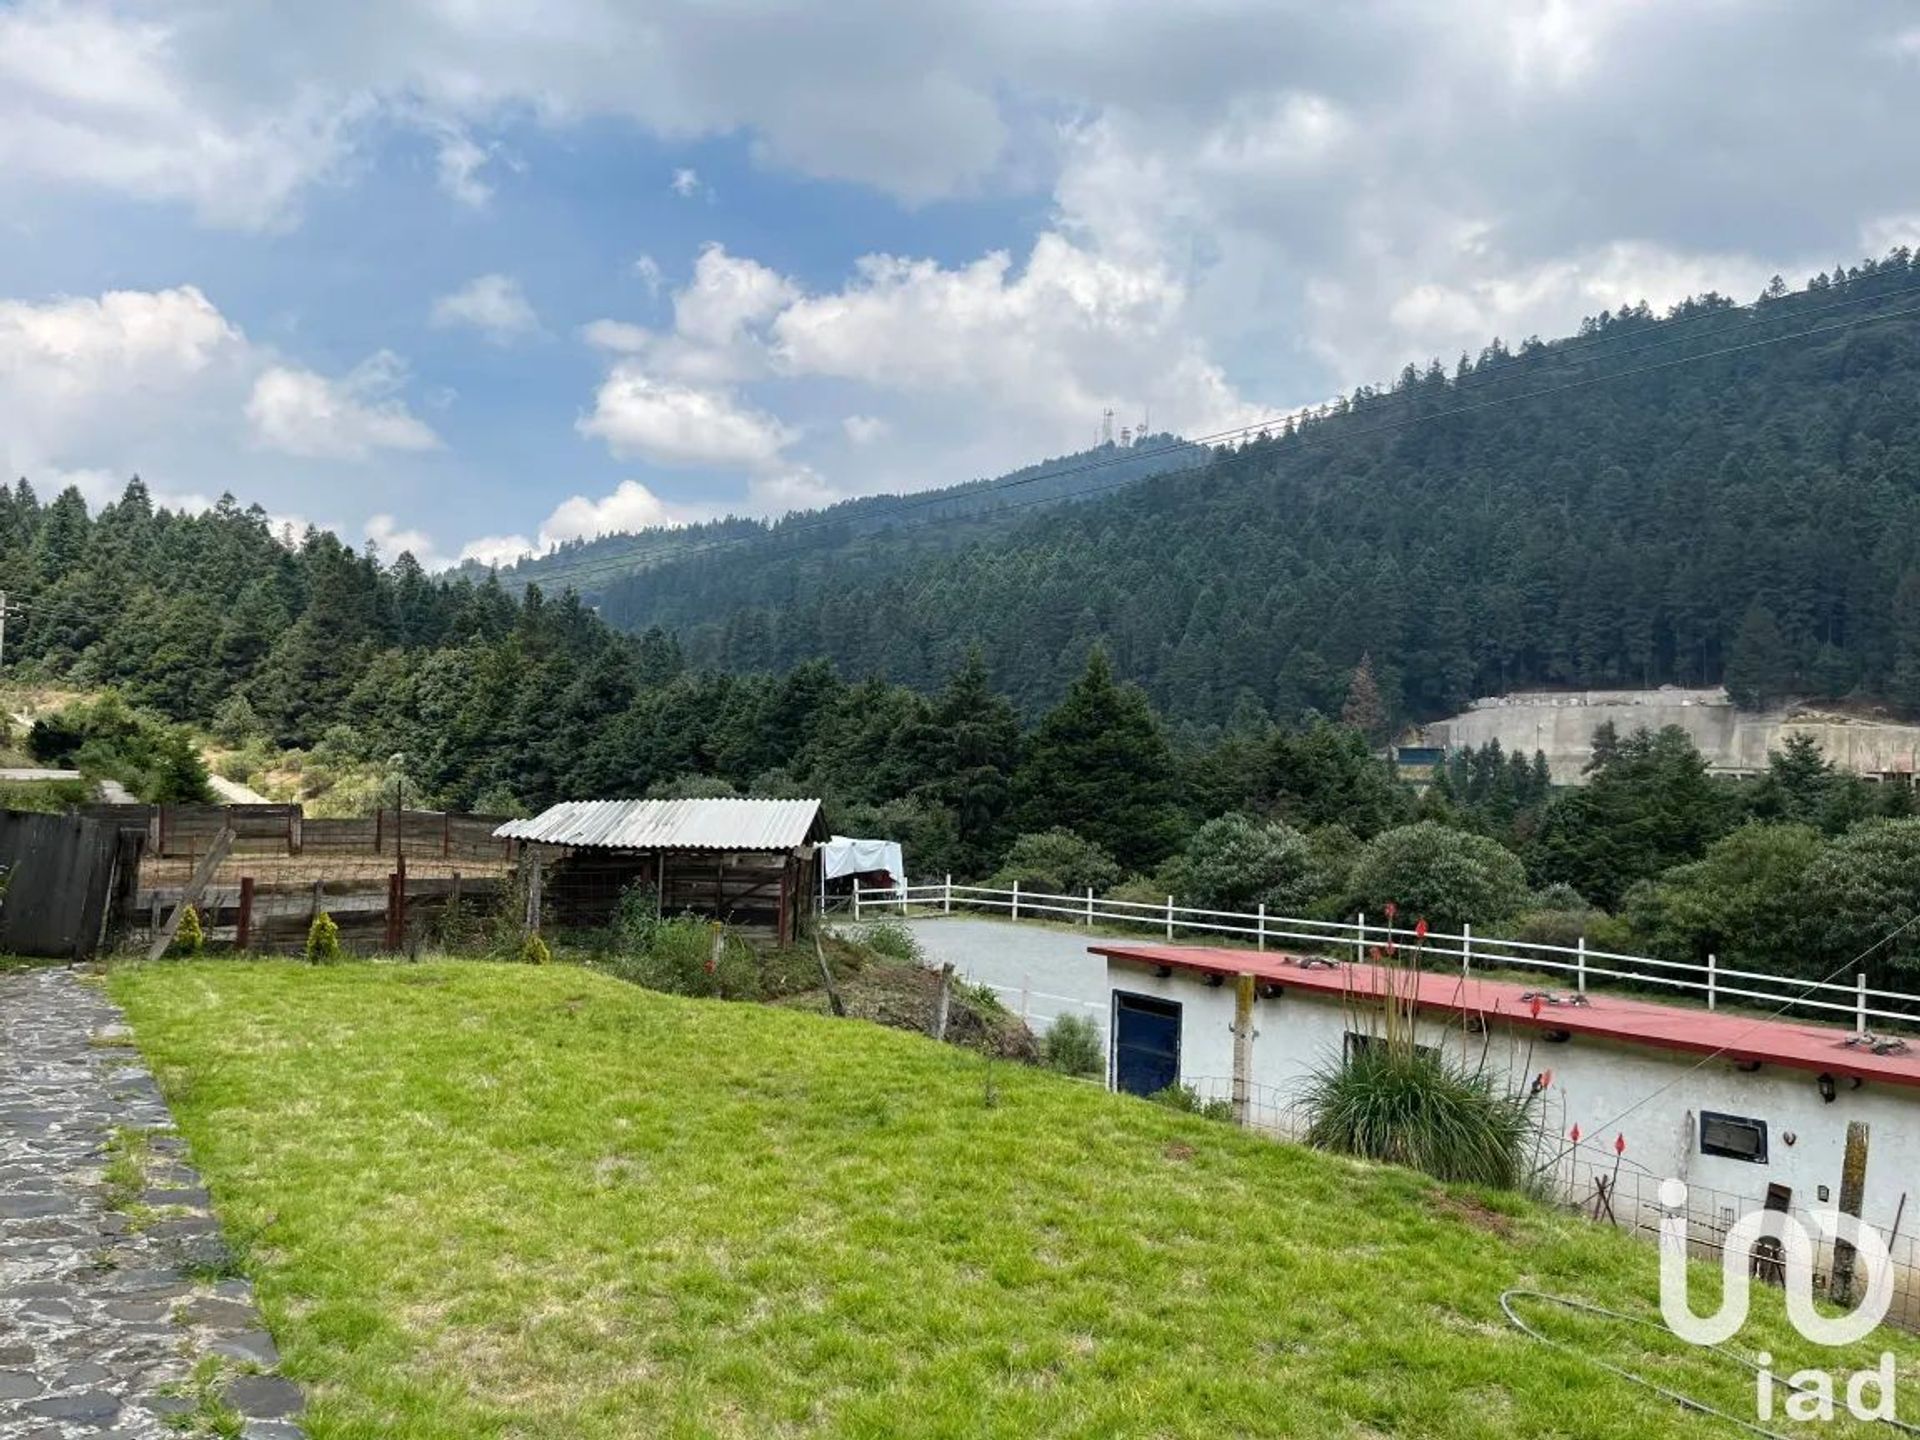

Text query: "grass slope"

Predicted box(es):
[113, 961, 1915, 1439]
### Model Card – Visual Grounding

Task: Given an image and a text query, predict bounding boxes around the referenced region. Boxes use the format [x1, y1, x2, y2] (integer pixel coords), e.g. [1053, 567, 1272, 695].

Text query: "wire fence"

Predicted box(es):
[1172, 1071, 1920, 1333]
[124, 806, 518, 956]
[857, 879, 1920, 1033]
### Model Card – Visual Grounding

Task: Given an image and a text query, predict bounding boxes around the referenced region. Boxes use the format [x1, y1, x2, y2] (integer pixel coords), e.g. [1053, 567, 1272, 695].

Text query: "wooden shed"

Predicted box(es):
[496, 797, 827, 944]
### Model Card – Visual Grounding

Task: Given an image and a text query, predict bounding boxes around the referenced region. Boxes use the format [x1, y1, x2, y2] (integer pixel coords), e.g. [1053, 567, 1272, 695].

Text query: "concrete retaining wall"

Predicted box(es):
[1429, 689, 1920, 784]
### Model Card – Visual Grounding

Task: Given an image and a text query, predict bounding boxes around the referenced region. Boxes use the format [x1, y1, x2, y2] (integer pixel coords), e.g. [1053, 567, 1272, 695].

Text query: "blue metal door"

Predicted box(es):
[1112, 991, 1182, 1096]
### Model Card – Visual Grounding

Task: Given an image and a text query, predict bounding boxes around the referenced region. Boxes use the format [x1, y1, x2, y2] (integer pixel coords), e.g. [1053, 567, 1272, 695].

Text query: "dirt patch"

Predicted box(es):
[1163, 1141, 1197, 1163]
[784, 961, 1038, 1062]
[1427, 1191, 1517, 1237]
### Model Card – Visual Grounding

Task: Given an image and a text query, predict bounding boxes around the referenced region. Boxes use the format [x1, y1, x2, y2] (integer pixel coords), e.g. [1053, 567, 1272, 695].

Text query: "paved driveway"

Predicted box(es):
[899, 917, 1111, 1038]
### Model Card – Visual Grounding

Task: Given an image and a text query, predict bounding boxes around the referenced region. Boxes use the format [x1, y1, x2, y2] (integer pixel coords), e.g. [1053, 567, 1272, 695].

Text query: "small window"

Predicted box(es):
[1700, 1111, 1768, 1163]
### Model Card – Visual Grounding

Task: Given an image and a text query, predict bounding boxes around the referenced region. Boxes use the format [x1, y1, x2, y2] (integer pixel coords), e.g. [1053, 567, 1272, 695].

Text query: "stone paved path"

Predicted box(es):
[1, 967, 307, 1438]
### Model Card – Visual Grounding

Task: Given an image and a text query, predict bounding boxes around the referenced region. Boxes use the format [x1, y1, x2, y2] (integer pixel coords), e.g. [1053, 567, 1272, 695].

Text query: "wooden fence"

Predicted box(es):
[87, 803, 519, 956]
[138, 872, 507, 954]
[0, 810, 143, 960]
[84, 803, 513, 862]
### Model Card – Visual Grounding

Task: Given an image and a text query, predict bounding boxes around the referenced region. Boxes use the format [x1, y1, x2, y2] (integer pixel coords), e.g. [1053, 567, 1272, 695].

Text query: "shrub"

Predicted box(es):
[1148, 1083, 1233, 1122]
[519, 932, 553, 966]
[30, 695, 211, 803]
[1301, 1042, 1537, 1189]
[605, 917, 760, 1000]
[171, 904, 205, 957]
[1166, 813, 1315, 914]
[609, 880, 662, 954]
[1530, 882, 1590, 913]
[1346, 821, 1529, 932]
[1103, 872, 1177, 932]
[988, 828, 1123, 897]
[210, 693, 264, 746]
[1499, 907, 1600, 951]
[852, 918, 923, 965]
[305, 912, 343, 965]
[1042, 1013, 1104, 1078]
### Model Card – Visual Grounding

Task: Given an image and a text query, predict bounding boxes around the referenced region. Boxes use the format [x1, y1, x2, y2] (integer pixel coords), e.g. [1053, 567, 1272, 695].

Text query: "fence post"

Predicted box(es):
[1085, 886, 1094, 928]
[1011, 880, 1020, 922]
[1355, 912, 1366, 966]
[1708, 952, 1717, 1012]
[1257, 902, 1266, 952]
[236, 876, 254, 952]
[1858, 972, 1869, 1036]
[944, 873, 952, 915]
[1462, 922, 1472, 984]
[853, 876, 862, 920]
[1165, 894, 1174, 941]
[899, 878, 908, 918]
[1831, 1121, 1872, 1306]
[1576, 934, 1587, 995]
[1231, 972, 1256, 1128]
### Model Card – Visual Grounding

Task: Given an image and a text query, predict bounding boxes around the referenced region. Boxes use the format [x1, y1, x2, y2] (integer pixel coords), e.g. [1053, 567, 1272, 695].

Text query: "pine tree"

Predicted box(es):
[1012, 648, 1184, 871]
[1890, 572, 1920, 714]
[1339, 652, 1387, 742]
[1725, 602, 1790, 710]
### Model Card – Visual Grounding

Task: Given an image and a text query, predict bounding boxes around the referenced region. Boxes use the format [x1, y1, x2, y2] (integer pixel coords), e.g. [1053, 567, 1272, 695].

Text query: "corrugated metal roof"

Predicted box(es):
[494, 797, 825, 851]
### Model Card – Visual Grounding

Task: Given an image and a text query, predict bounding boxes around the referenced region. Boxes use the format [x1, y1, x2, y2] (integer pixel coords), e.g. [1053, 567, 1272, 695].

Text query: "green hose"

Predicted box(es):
[1499, 1289, 1920, 1438]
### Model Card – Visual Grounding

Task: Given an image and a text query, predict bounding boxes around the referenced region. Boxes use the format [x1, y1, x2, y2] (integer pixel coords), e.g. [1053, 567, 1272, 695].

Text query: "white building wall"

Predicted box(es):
[1106, 957, 1920, 1239]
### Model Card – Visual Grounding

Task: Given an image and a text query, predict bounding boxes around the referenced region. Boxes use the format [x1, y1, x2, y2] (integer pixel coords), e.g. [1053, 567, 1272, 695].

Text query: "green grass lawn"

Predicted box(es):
[112, 960, 1920, 1439]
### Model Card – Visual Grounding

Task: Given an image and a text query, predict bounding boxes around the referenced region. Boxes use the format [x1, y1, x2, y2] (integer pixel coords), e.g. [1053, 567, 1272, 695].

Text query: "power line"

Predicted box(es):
[507, 287, 1920, 595]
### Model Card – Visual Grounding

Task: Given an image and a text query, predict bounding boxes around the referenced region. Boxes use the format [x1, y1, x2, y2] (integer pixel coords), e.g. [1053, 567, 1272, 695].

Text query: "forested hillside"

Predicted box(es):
[9, 445, 1920, 985]
[465, 433, 1205, 597]
[592, 257, 1920, 725]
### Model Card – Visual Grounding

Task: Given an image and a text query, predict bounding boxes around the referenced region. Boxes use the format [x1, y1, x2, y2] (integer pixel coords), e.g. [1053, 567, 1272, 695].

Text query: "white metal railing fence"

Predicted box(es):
[850, 877, 1920, 1035]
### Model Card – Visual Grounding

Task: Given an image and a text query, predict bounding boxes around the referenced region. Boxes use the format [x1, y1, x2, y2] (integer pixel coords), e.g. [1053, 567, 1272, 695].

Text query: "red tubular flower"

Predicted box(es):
[1615, 1133, 1627, 1156]
[1529, 995, 1544, 1019]
[1570, 1124, 1582, 1144]
[1414, 917, 1428, 939]
[1383, 901, 1398, 921]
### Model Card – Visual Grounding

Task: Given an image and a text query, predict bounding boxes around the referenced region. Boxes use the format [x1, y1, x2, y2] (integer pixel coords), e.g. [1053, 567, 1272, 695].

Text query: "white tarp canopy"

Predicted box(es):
[820, 835, 905, 884]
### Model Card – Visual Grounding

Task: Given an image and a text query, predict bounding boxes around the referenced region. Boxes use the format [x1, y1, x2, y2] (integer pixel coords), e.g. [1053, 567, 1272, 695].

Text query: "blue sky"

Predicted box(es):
[3, 1, 1919, 568]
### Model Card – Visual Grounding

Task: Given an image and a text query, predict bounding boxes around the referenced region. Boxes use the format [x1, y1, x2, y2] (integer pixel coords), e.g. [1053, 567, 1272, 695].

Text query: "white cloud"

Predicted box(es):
[674, 245, 796, 353]
[539, 479, 687, 545]
[459, 532, 536, 567]
[431, 273, 539, 343]
[0, 1, 358, 230]
[453, 480, 699, 563]
[1862, 214, 1920, 258]
[432, 126, 494, 208]
[0, 284, 250, 485]
[581, 319, 652, 354]
[246, 351, 441, 460]
[633, 254, 665, 296]
[578, 368, 793, 470]
[364, 512, 444, 567]
[670, 167, 706, 198]
[770, 232, 1262, 435]
[842, 415, 889, 445]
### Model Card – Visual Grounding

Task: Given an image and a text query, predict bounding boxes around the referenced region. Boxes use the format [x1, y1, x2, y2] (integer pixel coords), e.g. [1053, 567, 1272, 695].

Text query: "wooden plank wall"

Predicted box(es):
[83, 803, 514, 862]
[0, 810, 135, 960]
